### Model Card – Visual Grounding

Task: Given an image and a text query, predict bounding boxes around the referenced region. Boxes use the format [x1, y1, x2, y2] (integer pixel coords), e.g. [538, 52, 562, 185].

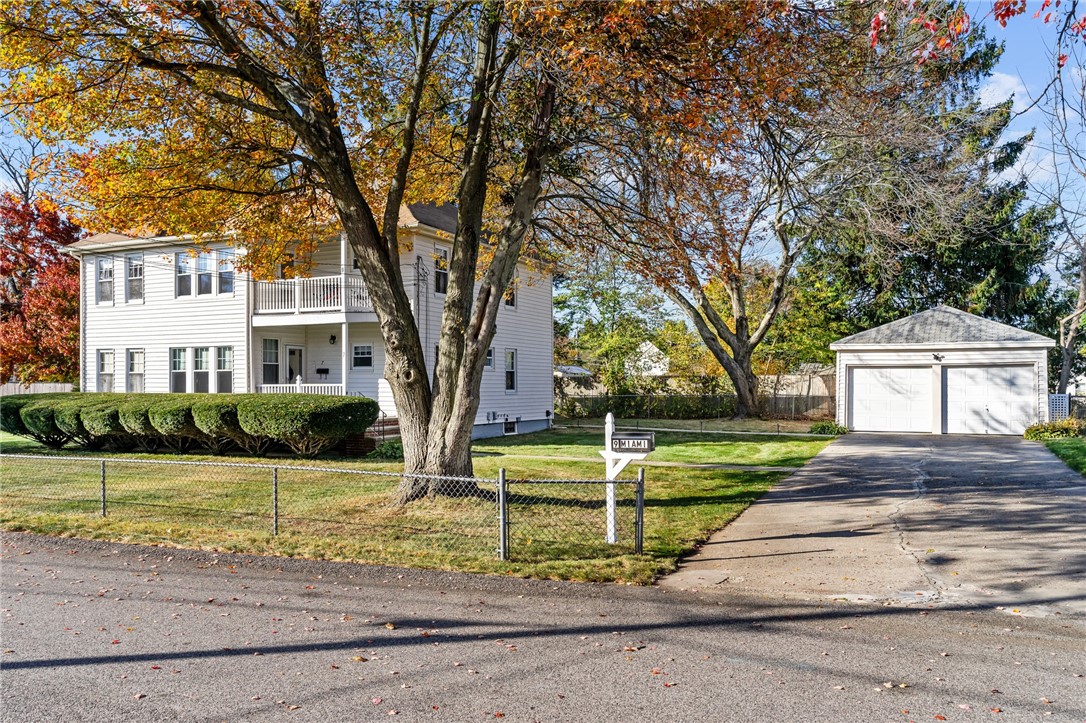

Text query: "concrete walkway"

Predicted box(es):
[659, 434, 1086, 617]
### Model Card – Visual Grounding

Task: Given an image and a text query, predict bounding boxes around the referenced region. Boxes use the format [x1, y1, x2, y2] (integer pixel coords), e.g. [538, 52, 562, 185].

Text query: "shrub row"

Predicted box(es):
[1023, 418, 1086, 441]
[808, 421, 848, 436]
[0, 392, 380, 458]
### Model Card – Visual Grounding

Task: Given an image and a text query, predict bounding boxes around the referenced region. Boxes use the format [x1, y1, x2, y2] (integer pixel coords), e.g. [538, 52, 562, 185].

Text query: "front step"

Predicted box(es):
[343, 417, 400, 457]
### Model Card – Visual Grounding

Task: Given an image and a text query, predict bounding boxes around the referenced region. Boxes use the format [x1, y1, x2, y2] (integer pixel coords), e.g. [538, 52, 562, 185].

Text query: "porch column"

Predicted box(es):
[340, 231, 349, 311]
[341, 321, 349, 396]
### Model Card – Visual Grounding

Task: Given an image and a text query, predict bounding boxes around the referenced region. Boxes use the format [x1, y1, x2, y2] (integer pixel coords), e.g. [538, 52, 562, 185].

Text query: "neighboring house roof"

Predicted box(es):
[830, 305, 1055, 349]
[632, 341, 670, 376]
[399, 203, 457, 235]
[555, 365, 594, 378]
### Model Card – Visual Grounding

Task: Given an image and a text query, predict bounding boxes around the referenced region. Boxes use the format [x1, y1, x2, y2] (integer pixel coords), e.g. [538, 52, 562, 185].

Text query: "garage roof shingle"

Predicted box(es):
[831, 305, 1054, 348]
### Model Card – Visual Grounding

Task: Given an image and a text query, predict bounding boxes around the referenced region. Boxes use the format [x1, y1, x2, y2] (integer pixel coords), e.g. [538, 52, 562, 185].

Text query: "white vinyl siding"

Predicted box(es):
[80, 242, 249, 394]
[127, 349, 145, 392]
[97, 350, 114, 392]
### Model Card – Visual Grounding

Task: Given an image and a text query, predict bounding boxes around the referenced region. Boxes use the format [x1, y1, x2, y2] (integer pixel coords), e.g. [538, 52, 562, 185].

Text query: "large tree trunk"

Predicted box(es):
[394, 67, 556, 504]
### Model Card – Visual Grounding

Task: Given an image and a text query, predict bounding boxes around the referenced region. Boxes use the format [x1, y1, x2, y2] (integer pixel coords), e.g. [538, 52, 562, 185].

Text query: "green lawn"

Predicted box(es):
[475, 428, 827, 468]
[1045, 437, 1086, 476]
[0, 428, 831, 583]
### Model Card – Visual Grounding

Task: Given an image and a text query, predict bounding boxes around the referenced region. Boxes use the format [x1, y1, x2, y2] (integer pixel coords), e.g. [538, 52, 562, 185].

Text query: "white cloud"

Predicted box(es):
[979, 72, 1031, 113]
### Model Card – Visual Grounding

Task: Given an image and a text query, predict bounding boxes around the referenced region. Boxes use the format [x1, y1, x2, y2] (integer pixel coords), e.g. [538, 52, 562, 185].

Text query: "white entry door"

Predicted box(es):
[944, 366, 1036, 435]
[849, 367, 932, 433]
[286, 346, 304, 384]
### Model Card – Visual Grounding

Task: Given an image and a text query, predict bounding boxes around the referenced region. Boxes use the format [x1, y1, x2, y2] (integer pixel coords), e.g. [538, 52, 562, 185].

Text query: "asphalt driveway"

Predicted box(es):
[660, 434, 1086, 617]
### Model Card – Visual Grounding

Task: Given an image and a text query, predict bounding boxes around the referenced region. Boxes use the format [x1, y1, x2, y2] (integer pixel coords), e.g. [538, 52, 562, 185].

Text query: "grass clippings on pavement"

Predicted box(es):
[0, 427, 829, 584]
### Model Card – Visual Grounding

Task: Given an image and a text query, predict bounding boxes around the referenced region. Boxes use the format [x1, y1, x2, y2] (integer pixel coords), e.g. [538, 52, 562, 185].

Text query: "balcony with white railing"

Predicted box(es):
[253, 276, 373, 315]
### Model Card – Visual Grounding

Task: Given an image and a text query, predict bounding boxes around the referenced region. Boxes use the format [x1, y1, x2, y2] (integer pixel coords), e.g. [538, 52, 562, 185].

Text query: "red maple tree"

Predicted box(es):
[0, 193, 82, 383]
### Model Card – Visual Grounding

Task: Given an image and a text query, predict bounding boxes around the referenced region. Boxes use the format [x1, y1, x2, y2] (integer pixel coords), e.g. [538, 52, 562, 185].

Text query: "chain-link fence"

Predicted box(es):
[0, 454, 643, 563]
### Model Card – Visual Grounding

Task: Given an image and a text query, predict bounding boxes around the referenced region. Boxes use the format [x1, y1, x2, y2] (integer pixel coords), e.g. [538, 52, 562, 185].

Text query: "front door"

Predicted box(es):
[287, 346, 304, 384]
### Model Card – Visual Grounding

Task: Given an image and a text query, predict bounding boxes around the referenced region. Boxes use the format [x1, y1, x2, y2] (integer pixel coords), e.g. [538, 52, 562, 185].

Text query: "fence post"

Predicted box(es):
[100, 460, 107, 517]
[497, 468, 508, 561]
[635, 467, 645, 555]
[272, 467, 279, 536]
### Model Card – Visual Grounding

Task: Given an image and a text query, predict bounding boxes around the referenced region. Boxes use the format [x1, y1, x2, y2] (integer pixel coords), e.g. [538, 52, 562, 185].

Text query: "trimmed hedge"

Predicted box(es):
[237, 394, 379, 457]
[17, 398, 71, 449]
[1024, 418, 1086, 440]
[2, 392, 380, 458]
[0, 393, 44, 436]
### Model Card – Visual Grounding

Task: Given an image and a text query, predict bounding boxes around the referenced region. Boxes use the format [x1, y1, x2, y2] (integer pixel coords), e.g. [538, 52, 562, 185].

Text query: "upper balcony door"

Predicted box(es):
[286, 346, 304, 383]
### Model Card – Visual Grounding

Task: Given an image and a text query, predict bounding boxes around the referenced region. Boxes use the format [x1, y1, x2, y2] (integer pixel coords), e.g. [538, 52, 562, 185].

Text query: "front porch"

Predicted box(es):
[250, 322, 396, 416]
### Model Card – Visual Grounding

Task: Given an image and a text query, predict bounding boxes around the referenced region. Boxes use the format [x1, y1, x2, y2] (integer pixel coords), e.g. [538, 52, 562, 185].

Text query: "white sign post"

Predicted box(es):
[599, 413, 650, 544]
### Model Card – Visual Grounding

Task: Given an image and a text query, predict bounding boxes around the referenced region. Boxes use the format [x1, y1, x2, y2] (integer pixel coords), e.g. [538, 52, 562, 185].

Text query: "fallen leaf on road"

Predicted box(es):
[385, 623, 396, 630]
[133, 694, 146, 700]
[990, 708, 1002, 714]
[935, 716, 947, 721]
[372, 698, 382, 705]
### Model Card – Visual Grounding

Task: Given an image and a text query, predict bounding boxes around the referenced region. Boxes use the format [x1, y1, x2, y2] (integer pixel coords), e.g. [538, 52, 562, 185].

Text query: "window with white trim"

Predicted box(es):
[196, 250, 214, 295]
[484, 347, 494, 370]
[96, 257, 113, 303]
[125, 253, 143, 301]
[170, 348, 187, 393]
[504, 419, 518, 435]
[262, 339, 280, 385]
[194, 347, 210, 392]
[434, 247, 448, 294]
[176, 253, 193, 296]
[217, 347, 233, 393]
[504, 349, 517, 392]
[127, 349, 145, 392]
[352, 344, 373, 369]
[217, 250, 235, 294]
[97, 350, 115, 392]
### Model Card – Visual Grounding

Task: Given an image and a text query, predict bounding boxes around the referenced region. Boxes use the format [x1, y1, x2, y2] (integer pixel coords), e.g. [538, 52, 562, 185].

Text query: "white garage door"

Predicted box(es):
[849, 367, 932, 433]
[944, 366, 1036, 435]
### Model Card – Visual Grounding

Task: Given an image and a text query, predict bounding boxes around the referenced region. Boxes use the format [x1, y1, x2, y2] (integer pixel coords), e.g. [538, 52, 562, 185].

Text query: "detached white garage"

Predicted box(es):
[831, 306, 1055, 435]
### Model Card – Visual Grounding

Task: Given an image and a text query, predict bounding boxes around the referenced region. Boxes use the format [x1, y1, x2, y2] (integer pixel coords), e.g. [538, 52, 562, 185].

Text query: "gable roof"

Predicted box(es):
[830, 305, 1055, 349]
[399, 202, 457, 235]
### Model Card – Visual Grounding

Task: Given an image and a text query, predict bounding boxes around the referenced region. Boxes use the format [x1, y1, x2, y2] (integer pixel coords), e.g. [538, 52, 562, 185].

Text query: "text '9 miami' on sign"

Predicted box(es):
[610, 432, 655, 454]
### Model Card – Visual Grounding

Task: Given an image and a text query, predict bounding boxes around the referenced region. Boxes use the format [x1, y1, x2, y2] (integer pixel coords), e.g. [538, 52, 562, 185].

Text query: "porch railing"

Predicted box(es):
[253, 276, 373, 314]
[258, 382, 346, 395]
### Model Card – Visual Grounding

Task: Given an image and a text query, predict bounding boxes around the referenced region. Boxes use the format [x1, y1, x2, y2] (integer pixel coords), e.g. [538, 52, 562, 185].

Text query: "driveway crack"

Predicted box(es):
[887, 444, 944, 602]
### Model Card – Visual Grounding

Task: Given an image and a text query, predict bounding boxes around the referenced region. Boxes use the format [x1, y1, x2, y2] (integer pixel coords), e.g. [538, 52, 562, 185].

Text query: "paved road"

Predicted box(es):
[2, 533, 1084, 721]
[660, 434, 1086, 617]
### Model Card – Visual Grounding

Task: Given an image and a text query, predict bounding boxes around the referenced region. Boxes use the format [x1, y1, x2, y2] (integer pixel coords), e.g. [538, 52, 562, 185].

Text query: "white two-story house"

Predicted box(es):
[67, 203, 554, 438]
